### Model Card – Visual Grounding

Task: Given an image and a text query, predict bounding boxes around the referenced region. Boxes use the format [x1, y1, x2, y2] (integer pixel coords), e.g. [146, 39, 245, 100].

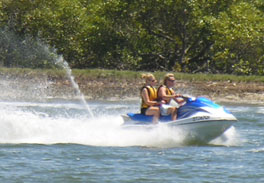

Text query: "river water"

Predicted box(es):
[0, 98, 263, 183]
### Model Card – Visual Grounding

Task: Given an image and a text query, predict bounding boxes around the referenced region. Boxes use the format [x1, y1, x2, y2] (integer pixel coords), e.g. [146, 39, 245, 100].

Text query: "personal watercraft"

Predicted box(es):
[122, 97, 237, 143]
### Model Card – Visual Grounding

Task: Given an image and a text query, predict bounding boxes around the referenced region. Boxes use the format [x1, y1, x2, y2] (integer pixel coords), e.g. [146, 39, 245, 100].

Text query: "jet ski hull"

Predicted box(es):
[167, 117, 236, 143]
[121, 97, 237, 143]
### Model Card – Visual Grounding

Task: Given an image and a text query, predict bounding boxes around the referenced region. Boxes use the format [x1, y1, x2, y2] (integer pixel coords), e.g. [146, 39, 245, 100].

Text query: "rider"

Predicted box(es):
[157, 73, 184, 120]
[140, 73, 163, 124]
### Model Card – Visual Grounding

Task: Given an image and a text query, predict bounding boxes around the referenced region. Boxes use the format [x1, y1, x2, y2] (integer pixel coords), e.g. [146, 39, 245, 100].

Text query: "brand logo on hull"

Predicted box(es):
[192, 116, 210, 121]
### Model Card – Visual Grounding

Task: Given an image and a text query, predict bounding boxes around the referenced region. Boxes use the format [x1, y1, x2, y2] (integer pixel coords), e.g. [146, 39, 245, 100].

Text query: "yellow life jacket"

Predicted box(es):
[157, 85, 174, 102]
[141, 86, 157, 109]
[166, 87, 174, 95]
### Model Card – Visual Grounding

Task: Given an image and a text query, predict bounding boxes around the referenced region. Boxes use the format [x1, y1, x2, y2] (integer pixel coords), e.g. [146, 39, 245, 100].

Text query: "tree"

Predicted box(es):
[0, 0, 264, 75]
[1, 0, 90, 67]
[210, 1, 264, 75]
[99, 0, 234, 72]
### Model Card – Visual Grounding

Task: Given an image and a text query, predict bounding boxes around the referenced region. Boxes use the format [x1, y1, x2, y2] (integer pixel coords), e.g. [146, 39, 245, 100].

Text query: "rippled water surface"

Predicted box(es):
[0, 99, 263, 182]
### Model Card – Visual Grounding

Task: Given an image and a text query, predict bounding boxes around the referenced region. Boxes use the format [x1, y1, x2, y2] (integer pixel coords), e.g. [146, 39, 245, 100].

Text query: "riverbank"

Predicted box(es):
[0, 68, 264, 104]
[79, 78, 264, 104]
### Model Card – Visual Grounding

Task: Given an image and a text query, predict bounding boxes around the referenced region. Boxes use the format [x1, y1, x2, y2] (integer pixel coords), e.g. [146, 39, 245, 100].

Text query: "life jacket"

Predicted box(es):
[157, 85, 174, 103]
[141, 85, 158, 109]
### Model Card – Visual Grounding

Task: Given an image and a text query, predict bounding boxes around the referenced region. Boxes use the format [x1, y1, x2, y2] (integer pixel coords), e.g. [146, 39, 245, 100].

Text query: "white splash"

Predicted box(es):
[0, 101, 241, 148]
[0, 103, 187, 148]
[55, 55, 94, 118]
[209, 126, 242, 146]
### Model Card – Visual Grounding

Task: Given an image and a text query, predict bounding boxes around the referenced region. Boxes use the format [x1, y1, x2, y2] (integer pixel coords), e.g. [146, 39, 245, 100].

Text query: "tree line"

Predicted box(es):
[0, 0, 264, 75]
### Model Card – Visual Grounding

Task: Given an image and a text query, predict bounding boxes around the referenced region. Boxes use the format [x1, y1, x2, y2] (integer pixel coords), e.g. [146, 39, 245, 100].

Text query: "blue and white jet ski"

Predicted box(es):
[122, 97, 237, 143]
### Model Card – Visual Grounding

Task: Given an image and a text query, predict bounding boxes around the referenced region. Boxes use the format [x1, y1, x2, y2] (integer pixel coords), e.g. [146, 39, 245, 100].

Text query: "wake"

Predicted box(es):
[0, 101, 240, 148]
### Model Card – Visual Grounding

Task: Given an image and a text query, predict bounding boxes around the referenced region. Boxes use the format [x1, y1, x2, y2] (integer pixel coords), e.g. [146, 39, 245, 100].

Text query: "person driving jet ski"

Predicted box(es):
[157, 73, 185, 120]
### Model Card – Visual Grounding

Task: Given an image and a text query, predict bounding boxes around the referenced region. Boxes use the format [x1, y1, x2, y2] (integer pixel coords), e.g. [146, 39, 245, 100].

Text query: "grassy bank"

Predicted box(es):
[60, 69, 264, 83]
[1, 67, 264, 83]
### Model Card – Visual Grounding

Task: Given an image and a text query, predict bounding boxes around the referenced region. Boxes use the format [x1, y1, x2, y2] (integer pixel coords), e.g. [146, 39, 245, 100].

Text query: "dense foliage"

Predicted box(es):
[0, 0, 264, 75]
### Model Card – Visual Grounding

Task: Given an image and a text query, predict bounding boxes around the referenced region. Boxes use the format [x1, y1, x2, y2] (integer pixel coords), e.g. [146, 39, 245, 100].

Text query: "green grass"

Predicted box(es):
[1, 67, 264, 83]
[71, 69, 264, 83]
[155, 71, 264, 82]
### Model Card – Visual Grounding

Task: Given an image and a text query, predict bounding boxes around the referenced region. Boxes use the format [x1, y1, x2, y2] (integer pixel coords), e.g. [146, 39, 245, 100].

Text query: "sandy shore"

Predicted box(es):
[1, 73, 264, 104]
[66, 77, 264, 104]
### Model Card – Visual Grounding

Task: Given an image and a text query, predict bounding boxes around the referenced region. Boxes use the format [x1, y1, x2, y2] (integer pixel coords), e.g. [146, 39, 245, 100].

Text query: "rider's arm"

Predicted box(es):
[158, 87, 176, 100]
[141, 88, 159, 106]
[158, 87, 183, 103]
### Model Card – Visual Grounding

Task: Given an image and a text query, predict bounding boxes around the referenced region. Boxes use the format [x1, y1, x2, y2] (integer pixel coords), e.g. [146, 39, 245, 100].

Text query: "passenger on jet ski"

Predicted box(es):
[158, 73, 185, 120]
[140, 73, 164, 124]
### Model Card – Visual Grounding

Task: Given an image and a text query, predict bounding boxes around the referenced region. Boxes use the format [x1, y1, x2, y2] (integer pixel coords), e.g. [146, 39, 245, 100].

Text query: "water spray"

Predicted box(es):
[54, 55, 94, 118]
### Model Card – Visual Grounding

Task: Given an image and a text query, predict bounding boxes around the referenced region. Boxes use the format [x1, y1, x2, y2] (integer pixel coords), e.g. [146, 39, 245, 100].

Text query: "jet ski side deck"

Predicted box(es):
[121, 97, 238, 143]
